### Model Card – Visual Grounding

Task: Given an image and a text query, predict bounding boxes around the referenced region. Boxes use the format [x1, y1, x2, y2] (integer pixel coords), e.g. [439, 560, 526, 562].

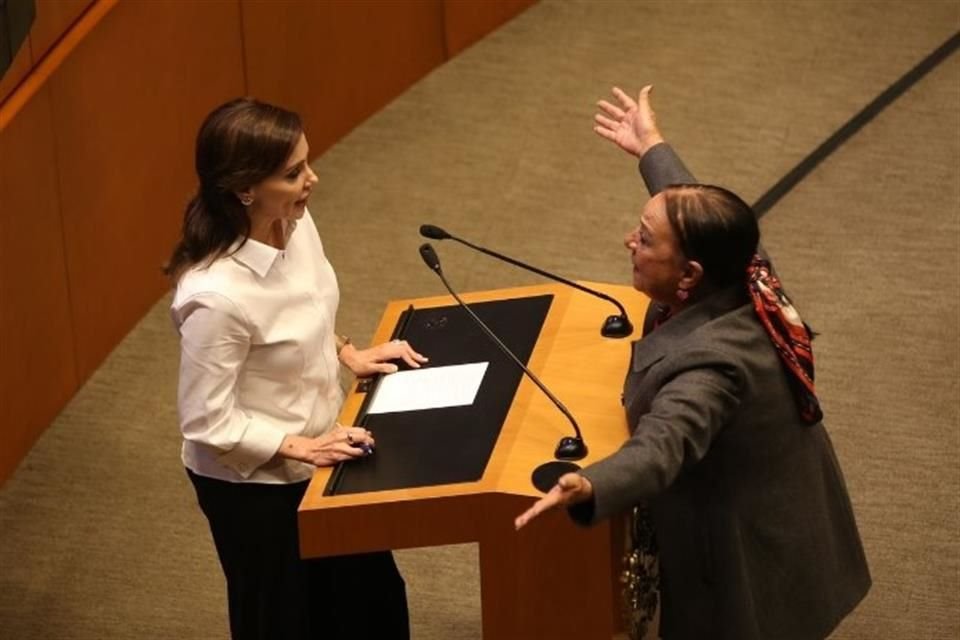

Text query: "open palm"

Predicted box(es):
[593, 85, 662, 158]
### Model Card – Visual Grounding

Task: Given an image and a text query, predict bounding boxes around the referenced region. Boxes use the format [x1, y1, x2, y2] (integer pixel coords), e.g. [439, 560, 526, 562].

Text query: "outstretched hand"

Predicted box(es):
[593, 85, 664, 158]
[514, 472, 594, 530]
[340, 339, 428, 378]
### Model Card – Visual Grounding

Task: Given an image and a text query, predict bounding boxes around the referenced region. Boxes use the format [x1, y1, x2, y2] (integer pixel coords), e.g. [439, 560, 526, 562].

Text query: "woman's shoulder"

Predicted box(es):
[689, 303, 768, 356]
[171, 279, 252, 335]
[172, 258, 245, 311]
[670, 304, 788, 395]
[647, 303, 764, 377]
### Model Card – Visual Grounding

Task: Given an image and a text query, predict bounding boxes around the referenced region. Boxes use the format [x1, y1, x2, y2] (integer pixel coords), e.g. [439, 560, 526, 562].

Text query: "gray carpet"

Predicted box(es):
[1, 1, 958, 638]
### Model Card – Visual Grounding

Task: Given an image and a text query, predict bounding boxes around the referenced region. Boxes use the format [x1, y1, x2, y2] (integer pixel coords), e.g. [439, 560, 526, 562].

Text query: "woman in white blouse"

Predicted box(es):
[165, 98, 425, 640]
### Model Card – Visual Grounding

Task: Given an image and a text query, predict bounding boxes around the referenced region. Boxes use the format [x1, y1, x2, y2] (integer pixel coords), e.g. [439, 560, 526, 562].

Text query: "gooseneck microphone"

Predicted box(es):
[420, 224, 633, 338]
[419, 243, 588, 467]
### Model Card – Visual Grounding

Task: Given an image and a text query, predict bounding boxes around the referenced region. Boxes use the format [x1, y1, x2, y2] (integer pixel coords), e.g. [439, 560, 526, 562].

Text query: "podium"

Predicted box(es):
[298, 282, 650, 639]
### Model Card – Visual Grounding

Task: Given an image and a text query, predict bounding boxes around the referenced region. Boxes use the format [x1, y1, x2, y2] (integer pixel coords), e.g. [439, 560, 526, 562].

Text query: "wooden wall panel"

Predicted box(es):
[49, 0, 246, 379]
[0, 86, 77, 485]
[31, 0, 94, 63]
[443, 0, 536, 57]
[0, 35, 32, 106]
[242, 0, 447, 155]
[1, 0, 95, 106]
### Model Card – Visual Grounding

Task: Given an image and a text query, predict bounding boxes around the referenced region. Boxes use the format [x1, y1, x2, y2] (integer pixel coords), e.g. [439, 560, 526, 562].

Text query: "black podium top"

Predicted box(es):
[325, 294, 553, 495]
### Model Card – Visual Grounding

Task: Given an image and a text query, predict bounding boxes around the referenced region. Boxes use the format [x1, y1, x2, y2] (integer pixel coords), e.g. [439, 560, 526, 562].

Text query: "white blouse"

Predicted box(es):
[171, 212, 344, 484]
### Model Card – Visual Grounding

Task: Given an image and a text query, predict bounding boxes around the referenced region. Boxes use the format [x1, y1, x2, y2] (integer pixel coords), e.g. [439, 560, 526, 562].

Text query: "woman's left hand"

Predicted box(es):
[514, 473, 594, 530]
[340, 339, 428, 377]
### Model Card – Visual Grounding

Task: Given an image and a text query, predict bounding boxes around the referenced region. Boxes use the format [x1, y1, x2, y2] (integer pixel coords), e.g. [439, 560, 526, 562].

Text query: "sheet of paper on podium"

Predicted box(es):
[367, 361, 490, 414]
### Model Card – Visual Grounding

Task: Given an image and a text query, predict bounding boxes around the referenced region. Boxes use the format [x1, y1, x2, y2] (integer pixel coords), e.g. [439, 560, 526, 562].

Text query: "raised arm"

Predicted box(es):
[594, 85, 696, 194]
[597, 85, 770, 263]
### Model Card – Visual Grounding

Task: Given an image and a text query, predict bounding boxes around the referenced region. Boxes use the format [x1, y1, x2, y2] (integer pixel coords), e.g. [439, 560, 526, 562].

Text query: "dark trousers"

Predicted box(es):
[187, 469, 409, 640]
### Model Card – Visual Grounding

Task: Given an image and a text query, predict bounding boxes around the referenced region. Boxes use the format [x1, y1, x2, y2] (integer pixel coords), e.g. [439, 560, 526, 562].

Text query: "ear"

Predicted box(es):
[679, 259, 704, 291]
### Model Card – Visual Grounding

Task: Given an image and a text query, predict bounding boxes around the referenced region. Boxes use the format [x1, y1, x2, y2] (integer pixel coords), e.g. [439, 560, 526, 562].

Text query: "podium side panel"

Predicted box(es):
[478, 494, 621, 639]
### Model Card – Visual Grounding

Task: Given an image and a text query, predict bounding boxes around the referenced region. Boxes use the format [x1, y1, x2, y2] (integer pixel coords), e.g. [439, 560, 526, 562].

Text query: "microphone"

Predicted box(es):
[418, 243, 588, 468]
[420, 224, 633, 338]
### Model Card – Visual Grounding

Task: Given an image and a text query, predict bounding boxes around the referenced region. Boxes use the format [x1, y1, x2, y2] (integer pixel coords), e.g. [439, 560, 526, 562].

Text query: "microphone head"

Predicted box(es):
[419, 224, 451, 240]
[419, 243, 442, 273]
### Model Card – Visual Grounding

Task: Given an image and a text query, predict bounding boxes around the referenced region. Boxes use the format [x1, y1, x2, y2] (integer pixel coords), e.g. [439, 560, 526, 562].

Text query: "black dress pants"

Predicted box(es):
[188, 469, 409, 640]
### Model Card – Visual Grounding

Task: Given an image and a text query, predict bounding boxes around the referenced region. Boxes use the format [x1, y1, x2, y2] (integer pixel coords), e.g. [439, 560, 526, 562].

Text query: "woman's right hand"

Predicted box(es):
[594, 85, 664, 158]
[278, 425, 375, 467]
[514, 472, 594, 530]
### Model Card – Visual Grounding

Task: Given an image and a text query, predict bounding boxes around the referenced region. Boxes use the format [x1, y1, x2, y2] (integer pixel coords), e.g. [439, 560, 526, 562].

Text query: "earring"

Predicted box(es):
[239, 194, 253, 206]
[676, 288, 689, 302]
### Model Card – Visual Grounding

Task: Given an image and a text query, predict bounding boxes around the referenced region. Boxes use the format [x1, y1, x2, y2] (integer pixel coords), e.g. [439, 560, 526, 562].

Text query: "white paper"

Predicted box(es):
[366, 362, 489, 414]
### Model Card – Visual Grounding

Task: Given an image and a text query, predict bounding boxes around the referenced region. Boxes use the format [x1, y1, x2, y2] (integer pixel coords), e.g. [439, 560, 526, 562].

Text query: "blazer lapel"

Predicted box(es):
[623, 286, 748, 428]
[630, 286, 750, 374]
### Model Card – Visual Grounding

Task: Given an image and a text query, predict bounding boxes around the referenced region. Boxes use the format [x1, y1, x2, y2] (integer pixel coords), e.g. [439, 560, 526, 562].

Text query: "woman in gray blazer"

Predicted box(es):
[516, 86, 871, 640]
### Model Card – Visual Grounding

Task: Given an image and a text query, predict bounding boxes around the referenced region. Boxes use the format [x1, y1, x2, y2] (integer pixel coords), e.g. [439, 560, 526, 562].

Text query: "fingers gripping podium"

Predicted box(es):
[298, 282, 650, 639]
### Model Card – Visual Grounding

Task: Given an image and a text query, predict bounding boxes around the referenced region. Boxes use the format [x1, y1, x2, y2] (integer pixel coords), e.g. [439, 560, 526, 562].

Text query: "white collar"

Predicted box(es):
[228, 220, 298, 278]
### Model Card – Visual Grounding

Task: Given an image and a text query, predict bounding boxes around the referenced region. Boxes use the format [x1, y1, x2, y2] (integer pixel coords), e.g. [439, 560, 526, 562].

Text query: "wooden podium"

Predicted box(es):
[298, 282, 650, 639]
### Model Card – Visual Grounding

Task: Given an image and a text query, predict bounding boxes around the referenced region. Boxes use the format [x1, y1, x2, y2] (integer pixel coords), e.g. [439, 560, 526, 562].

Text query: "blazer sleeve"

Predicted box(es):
[638, 143, 697, 195]
[570, 348, 744, 525]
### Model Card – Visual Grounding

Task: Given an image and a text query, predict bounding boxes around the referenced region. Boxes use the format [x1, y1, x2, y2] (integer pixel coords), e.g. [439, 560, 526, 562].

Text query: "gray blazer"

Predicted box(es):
[571, 144, 871, 640]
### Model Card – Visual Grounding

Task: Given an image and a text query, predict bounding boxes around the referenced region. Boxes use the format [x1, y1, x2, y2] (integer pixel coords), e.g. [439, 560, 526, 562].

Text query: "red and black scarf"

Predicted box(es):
[651, 255, 823, 424]
[747, 255, 823, 424]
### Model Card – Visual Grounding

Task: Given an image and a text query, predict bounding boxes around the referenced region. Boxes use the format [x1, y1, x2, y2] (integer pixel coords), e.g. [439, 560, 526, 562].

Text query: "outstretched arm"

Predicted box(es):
[594, 85, 696, 194]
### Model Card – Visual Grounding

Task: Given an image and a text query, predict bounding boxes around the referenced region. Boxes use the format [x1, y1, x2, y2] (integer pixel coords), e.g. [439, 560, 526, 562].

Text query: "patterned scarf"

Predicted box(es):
[746, 255, 823, 424]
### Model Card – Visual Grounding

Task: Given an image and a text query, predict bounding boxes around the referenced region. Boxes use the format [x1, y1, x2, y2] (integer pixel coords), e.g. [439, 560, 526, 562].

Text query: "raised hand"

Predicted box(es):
[514, 472, 594, 530]
[340, 339, 428, 377]
[593, 85, 664, 158]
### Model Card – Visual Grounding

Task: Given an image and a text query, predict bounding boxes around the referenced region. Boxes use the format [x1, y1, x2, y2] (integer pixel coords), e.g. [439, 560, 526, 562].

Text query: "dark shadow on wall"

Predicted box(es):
[0, 0, 35, 79]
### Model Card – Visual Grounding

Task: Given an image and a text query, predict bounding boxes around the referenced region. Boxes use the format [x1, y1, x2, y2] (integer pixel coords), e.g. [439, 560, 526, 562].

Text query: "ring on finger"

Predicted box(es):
[347, 432, 354, 444]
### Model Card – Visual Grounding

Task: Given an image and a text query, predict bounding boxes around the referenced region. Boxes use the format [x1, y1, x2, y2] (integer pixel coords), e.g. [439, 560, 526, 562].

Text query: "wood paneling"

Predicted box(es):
[1, 0, 95, 107]
[443, 0, 535, 56]
[0, 0, 118, 133]
[0, 86, 77, 485]
[242, 0, 447, 155]
[31, 0, 94, 63]
[49, 0, 246, 379]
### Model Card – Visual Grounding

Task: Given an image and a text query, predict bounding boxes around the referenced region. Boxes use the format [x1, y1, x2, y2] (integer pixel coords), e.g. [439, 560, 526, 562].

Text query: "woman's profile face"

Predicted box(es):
[246, 133, 317, 223]
[624, 193, 688, 304]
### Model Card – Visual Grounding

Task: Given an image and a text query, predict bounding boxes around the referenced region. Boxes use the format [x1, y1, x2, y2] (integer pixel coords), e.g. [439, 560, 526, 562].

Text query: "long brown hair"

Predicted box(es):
[164, 98, 303, 281]
[662, 184, 760, 289]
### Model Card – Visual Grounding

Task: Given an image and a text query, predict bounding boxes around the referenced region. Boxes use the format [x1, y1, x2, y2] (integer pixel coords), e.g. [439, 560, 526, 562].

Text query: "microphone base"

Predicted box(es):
[531, 460, 581, 493]
[601, 314, 634, 339]
[555, 436, 588, 461]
